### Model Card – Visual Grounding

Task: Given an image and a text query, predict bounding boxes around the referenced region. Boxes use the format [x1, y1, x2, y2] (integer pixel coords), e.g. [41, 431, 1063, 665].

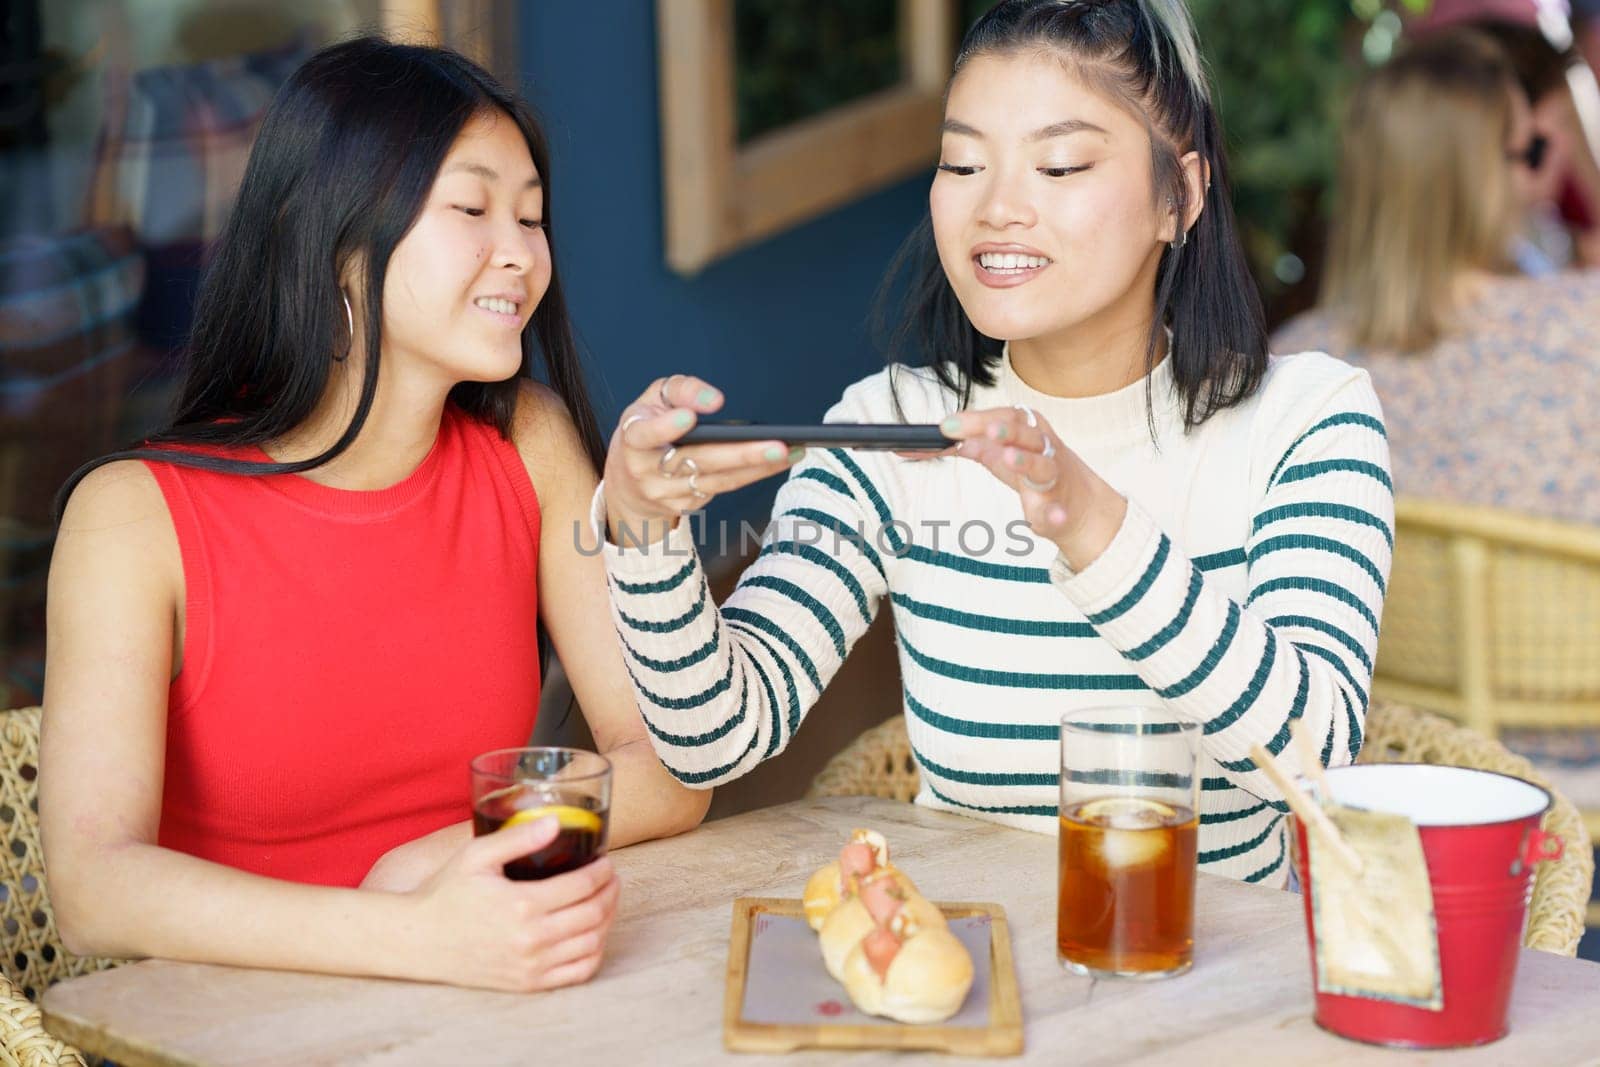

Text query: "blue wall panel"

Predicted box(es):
[519, 1, 931, 529]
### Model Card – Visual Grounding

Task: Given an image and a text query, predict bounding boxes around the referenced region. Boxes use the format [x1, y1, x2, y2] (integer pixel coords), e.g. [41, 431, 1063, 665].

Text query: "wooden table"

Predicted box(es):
[42, 797, 1600, 1066]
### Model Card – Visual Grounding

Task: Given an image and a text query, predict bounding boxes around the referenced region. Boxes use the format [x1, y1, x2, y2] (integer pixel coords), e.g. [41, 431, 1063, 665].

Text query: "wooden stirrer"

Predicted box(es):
[1250, 743, 1364, 875]
[1290, 718, 1331, 798]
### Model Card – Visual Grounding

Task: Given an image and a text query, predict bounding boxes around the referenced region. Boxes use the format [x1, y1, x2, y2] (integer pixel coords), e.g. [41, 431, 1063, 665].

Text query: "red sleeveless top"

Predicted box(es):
[145, 406, 543, 887]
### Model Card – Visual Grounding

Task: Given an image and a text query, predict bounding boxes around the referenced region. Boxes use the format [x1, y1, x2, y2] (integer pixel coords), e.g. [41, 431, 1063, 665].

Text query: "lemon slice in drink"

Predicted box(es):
[1075, 797, 1177, 870]
[502, 804, 602, 834]
[1076, 797, 1176, 829]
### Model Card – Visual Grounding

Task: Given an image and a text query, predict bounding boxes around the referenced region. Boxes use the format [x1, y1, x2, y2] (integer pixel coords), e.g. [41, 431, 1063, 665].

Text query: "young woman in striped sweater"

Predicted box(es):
[595, 0, 1393, 886]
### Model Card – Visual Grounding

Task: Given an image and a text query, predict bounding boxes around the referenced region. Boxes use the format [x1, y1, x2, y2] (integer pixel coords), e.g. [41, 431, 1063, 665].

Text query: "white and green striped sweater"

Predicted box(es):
[597, 348, 1392, 886]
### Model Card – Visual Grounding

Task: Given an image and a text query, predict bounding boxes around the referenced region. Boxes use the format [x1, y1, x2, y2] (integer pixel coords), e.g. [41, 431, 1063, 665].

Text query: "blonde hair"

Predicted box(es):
[1322, 30, 1521, 352]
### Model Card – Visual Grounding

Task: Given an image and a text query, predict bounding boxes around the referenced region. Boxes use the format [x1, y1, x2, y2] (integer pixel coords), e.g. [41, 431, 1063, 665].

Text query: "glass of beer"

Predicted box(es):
[470, 747, 612, 880]
[1057, 706, 1200, 978]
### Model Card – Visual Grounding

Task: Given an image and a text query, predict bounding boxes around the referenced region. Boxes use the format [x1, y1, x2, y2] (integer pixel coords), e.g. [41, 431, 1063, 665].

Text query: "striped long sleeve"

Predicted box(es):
[597, 440, 891, 785]
[1051, 377, 1393, 802]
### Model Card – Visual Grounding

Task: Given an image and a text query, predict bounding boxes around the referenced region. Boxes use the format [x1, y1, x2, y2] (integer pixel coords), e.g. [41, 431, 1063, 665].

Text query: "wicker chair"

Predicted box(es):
[807, 714, 921, 804]
[0, 707, 121, 1066]
[810, 704, 1594, 955]
[1375, 497, 1600, 839]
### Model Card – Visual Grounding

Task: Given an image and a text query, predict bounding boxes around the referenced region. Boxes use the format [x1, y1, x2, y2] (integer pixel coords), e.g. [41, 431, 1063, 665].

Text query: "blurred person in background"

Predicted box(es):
[1274, 29, 1600, 524]
[1414, 0, 1600, 269]
[590, 0, 1394, 889]
[1578, 0, 1600, 84]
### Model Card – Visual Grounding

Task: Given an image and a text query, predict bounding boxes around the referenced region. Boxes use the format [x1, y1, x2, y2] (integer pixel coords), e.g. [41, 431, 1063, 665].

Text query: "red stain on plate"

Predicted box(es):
[815, 999, 846, 1017]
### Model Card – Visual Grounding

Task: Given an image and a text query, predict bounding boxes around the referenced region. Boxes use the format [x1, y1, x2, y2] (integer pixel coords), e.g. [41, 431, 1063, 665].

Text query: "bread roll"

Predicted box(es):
[840, 923, 974, 1024]
[831, 827, 887, 878]
[802, 829, 914, 931]
[818, 896, 876, 980]
[802, 862, 844, 931]
[860, 877, 946, 934]
[821, 872, 947, 981]
[839, 934, 889, 1016]
[805, 826, 973, 1025]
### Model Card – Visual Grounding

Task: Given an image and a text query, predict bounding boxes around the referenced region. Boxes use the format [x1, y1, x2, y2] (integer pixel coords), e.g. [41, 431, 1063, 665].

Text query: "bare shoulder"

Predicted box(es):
[507, 380, 599, 505]
[57, 460, 171, 536]
[508, 380, 579, 455]
[52, 459, 180, 592]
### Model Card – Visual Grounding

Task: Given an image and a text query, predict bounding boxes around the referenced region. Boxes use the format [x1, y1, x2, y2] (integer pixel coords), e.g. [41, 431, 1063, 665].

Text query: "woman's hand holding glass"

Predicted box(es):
[402, 816, 620, 992]
[602, 374, 802, 545]
[940, 406, 1128, 571]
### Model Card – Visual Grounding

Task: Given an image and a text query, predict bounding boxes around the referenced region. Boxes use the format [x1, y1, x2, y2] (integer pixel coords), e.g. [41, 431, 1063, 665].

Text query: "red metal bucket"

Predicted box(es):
[1290, 764, 1564, 1048]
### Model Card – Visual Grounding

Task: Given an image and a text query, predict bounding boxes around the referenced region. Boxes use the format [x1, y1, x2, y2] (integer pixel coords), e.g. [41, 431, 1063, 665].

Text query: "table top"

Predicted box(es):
[42, 796, 1600, 1066]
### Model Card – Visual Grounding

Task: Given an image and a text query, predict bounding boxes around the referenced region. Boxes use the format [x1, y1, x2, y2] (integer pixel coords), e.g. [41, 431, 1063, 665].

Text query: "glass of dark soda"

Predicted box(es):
[470, 747, 612, 880]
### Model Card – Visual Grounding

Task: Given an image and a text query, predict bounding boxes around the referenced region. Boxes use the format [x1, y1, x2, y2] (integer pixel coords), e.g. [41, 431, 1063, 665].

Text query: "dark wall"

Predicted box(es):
[519, 0, 931, 530]
[519, 4, 924, 808]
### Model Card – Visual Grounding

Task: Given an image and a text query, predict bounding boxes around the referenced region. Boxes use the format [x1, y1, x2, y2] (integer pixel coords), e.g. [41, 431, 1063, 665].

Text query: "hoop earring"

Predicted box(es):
[334, 290, 354, 362]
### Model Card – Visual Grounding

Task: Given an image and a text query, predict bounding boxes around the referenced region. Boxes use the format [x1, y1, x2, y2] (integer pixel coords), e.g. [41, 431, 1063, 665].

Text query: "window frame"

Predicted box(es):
[656, 0, 953, 275]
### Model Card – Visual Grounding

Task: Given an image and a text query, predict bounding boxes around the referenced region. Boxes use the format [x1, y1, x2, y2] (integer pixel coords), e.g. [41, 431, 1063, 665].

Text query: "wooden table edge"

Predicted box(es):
[42, 999, 208, 1067]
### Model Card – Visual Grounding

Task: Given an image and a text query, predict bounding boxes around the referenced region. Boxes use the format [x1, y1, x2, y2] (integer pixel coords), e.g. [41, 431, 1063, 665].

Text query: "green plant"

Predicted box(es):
[735, 0, 902, 143]
[1190, 0, 1430, 319]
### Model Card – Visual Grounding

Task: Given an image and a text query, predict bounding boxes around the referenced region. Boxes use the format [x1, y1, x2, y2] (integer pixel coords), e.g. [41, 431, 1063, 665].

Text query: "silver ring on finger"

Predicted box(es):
[1021, 468, 1059, 493]
[1021, 438, 1058, 493]
[659, 374, 682, 408]
[1013, 404, 1038, 428]
[658, 446, 681, 477]
[620, 412, 649, 439]
[687, 471, 708, 500]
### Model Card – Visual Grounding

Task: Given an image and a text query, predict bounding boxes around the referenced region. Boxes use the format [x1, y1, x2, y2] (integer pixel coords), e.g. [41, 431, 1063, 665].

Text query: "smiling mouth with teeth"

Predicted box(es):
[976, 253, 1052, 274]
[474, 297, 520, 315]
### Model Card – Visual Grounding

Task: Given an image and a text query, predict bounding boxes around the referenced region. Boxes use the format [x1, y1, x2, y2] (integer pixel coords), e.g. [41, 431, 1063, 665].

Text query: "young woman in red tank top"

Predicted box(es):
[41, 38, 708, 993]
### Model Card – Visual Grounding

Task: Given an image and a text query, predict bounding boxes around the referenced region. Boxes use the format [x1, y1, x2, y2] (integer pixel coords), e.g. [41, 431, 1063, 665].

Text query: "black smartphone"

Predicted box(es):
[675, 421, 953, 451]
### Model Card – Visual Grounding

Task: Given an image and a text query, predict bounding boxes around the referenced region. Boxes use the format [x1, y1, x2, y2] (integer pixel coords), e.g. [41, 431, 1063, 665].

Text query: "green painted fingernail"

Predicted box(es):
[994, 423, 1010, 441]
[764, 445, 784, 462]
[788, 446, 806, 463]
[941, 416, 961, 434]
[673, 410, 692, 428]
[698, 388, 718, 405]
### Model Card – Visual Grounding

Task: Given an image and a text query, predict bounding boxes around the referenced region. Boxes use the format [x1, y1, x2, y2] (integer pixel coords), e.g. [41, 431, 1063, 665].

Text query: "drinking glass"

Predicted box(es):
[1057, 706, 1200, 978]
[470, 747, 612, 880]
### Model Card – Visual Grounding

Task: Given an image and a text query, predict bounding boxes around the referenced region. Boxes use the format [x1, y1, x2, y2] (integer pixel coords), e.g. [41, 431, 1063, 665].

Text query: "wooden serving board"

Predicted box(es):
[722, 897, 1023, 1057]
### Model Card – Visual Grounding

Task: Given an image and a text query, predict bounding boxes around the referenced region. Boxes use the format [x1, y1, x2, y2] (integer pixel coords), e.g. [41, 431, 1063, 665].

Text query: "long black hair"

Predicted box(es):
[877, 0, 1267, 430]
[56, 35, 605, 514]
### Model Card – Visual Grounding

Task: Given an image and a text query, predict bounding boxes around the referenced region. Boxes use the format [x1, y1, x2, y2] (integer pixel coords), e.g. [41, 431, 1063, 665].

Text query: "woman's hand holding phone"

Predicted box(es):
[938, 406, 1128, 572]
[602, 374, 802, 546]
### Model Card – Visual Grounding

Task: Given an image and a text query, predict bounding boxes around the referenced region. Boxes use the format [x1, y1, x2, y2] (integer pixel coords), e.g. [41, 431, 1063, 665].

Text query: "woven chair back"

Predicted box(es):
[1375, 498, 1600, 729]
[0, 708, 121, 998]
